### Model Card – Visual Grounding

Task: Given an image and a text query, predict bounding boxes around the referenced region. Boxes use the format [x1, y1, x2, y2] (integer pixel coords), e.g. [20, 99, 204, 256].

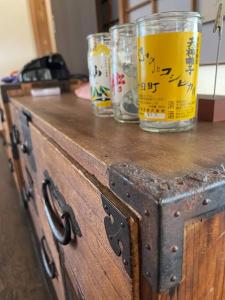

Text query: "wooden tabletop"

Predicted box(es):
[11, 93, 225, 186]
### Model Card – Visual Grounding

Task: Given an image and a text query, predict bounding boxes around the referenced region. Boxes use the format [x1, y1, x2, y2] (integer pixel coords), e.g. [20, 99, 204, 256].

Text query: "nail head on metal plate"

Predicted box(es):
[202, 198, 211, 206]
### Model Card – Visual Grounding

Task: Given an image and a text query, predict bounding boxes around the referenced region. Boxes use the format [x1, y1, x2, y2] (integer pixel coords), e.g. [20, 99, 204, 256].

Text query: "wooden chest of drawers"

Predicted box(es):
[2, 86, 225, 300]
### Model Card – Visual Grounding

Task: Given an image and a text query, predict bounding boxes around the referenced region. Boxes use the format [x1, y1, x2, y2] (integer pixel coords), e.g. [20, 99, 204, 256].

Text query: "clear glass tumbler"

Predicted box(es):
[137, 12, 202, 132]
[87, 33, 113, 117]
[110, 23, 139, 123]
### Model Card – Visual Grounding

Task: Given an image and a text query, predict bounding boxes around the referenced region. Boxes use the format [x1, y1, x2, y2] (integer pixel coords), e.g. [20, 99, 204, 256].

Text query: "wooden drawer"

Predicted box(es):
[9, 103, 37, 175]
[20, 157, 39, 218]
[8, 102, 37, 196]
[30, 124, 140, 300]
[8, 101, 65, 299]
[0, 103, 10, 145]
[0, 105, 3, 132]
[20, 159, 66, 300]
[6, 145, 24, 197]
[35, 190, 67, 300]
[34, 217, 64, 300]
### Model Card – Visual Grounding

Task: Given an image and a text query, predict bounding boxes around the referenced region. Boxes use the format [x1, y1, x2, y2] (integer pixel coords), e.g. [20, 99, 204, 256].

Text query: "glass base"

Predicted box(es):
[113, 106, 139, 123]
[114, 118, 139, 124]
[93, 106, 113, 118]
[139, 119, 195, 133]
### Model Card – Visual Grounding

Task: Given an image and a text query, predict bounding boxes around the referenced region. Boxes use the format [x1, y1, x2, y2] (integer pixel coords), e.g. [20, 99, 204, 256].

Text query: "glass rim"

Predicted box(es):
[87, 32, 110, 40]
[109, 22, 135, 32]
[137, 11, 201, 24]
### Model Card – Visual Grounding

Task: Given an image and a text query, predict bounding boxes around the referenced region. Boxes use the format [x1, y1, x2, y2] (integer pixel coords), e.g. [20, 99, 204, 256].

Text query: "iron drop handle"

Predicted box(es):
[42, 178, 71, 245]
[12, 125, 20, 145]
[0, 108, 5, 123]
[40, 236, 56, 279]
[8, 158, 14, 173]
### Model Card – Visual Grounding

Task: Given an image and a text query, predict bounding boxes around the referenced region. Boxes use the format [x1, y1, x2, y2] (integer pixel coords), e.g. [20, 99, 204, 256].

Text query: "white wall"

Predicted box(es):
[198, 65, 225, 96]
[0, 0, 37, 79]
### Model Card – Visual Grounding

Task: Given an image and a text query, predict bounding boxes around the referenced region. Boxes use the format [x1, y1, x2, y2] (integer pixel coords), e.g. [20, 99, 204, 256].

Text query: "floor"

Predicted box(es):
[0, 142, 51, 300]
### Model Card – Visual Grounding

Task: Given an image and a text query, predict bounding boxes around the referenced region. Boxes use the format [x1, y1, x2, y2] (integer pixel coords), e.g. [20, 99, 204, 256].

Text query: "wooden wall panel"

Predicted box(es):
[28, 0, 53, 56]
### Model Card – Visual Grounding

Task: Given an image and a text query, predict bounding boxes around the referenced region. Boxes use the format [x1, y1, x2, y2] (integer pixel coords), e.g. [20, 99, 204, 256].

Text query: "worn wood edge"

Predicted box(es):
[108, 162, 225, 293]
[10, 96, 109, 186]
[129, 216, 140, 300]
[1, 85, 20, 103]
[108, 162, 225, 203]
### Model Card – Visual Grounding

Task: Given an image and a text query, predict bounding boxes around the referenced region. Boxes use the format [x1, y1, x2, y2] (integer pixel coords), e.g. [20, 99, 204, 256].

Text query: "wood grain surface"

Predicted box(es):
[30, 123, 140, 300]
[1, 102, 24, 193]
[11, 94, 225, 188]
[149, 211, 225, 300]
[8, 93, 225, 299]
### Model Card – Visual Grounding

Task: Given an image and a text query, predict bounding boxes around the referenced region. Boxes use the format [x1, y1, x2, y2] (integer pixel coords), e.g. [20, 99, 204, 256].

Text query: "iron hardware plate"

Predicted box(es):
[101, 194, 132, 276]
[25, 167, 38, 214]
[20, 110, 37, 172]
[109, 162, 225, 292]
[8, 158, 14, 173]
[43, 170, 82, 239]
[10, 130, 19, 160]
[12, 125, 20, 145]
[0, 108, 5, 123]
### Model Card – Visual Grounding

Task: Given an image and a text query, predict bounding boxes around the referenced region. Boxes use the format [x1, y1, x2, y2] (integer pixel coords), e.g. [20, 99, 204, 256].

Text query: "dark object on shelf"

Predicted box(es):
[198, 94, 225, 122]
[19, 53, 71, 83]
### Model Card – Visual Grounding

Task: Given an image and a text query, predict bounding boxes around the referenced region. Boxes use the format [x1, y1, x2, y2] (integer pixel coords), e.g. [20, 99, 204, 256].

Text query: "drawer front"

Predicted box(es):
[9, 103, 37, 174]
[9, 108, 65, 300]
[21, 164, 66, 300]
[0, 105, 4, 132]
[5, 145, 19, 185]
[20, 157, 39, 217]
[35, 190, 66, 300]
[9, 103, 66, 300]
[9, 102, 36, 193]
[0, 102, 11, 145]
[17, 135, 66, 300]
[3, 136, 23, 194]
[35, 222, 64, 300]
[30, 124, 140, 300]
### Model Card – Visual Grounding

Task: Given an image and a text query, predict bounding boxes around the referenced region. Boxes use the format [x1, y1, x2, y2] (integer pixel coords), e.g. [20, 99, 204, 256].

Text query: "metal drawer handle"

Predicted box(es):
[40, 236, 56, 279]
[42, 178, 71, 245]
[12, 125, 20, 145]
[0, 108, 5, 123]
[8, 158, 14, 173]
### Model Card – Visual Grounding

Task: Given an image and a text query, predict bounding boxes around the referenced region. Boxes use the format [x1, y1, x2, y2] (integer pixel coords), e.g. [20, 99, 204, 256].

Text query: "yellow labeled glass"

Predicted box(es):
[87, 33, 113, 117]
[137, 12, 202, 132]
